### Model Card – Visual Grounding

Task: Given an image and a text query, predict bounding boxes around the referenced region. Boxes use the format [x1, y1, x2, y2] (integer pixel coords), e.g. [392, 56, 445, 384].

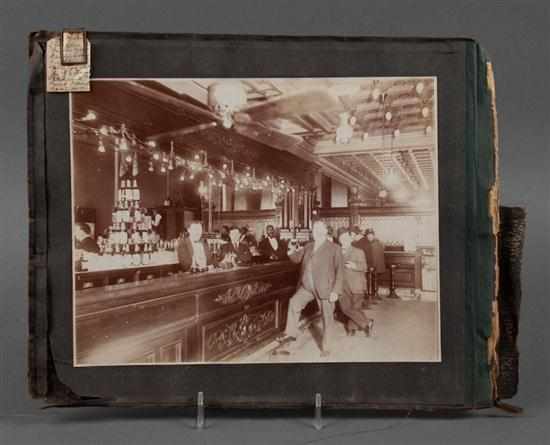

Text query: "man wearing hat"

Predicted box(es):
[352, 227, 386, 301]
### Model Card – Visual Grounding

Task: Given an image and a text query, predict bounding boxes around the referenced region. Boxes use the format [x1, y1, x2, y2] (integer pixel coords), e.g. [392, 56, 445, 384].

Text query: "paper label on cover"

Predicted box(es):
[46, 35, 90, 92]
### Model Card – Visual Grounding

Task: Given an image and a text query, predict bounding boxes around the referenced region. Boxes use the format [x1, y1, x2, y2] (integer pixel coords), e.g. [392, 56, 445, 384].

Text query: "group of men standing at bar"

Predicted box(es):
[176, 219, 387, 357]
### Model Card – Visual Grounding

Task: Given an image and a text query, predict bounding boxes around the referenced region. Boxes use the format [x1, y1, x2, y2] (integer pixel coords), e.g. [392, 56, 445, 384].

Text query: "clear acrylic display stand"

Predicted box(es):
[194, 391, 325, 430]
[313, 393, 323, 430]
[195, 391, 205, 429]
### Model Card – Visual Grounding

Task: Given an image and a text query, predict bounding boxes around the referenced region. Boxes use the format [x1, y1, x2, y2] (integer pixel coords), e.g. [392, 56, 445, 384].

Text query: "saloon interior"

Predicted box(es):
[72, 78, 439, 365]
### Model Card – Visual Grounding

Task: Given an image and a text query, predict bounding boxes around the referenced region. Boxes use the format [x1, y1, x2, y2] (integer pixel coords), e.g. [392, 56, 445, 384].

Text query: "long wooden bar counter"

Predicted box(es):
[75, 263, 181, 290]
[75, 261, 300, 365]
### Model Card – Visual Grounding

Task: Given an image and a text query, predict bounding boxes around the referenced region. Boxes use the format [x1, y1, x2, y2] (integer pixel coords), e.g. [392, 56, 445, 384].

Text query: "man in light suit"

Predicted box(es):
[176, 221, 214, 272]
[278, 220, 344, 356]
[338, 229, 374, 336]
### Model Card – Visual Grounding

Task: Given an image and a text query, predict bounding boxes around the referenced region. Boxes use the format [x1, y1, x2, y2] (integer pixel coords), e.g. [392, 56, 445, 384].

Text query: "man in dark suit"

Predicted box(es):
[278, 220, 344, 356]
[258, 225, 287, 261]
[352, 226, 386, 300]
[176, 221, 214, 272]
[75, 222, 99, 254]
[364, 229, 386, 275]
[219, 226, 252, 265]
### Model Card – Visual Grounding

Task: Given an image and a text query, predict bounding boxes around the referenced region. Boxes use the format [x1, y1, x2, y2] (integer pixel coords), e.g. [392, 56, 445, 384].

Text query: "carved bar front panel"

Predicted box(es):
[75, 261, 299, 365]
[201, 299, 279, 361]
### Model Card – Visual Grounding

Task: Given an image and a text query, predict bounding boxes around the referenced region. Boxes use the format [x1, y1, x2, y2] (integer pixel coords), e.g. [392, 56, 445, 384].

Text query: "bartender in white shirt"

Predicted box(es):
[176, 222, 213, 272]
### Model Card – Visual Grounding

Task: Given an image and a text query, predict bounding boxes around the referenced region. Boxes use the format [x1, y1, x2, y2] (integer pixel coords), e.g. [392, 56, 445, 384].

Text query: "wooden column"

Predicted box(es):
[113, 150, 119, 205]
[321, 175, 331, 208]
[348, 186, 361, 227]
[207, 176, 213, 232]
[274, 189, 285, 228]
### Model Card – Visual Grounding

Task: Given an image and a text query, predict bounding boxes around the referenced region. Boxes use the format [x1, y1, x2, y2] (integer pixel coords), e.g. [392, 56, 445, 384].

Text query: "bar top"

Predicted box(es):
[75, 260, 299, 318]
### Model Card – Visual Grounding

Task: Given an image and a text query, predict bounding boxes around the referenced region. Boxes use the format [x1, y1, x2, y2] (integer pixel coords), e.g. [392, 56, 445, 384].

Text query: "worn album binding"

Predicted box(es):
[28, 31, 524, 410]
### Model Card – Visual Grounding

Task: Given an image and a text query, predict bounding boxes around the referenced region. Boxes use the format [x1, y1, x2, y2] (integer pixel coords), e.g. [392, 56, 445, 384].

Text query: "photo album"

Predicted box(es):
[28, 31, 525, 410]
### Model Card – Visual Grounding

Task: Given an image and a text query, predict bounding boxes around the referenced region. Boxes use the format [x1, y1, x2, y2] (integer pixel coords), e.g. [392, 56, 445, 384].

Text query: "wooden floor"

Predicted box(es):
[245, 298, 440, 363]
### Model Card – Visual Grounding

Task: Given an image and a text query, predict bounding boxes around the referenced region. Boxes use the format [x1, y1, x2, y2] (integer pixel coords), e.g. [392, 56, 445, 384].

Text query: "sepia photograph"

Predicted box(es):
[70, 77, 440, 365]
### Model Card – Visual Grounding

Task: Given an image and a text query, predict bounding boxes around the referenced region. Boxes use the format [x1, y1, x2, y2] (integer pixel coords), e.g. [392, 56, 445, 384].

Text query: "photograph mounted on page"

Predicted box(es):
[70, 77, 440, 366]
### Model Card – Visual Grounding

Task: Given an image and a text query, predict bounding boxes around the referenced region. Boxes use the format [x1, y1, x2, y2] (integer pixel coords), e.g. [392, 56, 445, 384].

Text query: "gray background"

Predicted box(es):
[1, 0, 548, 443]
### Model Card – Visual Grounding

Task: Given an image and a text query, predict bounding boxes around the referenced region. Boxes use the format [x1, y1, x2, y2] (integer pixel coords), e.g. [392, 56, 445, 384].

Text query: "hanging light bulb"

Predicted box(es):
[168, 141, 175, 170]
[131, 152, 139, 176]
[125, 154, 133, 163]
[393, 128, 400, 138]
[422, 106, 430, 118]
[194, 153, 200, 161]
[97, 139, 106, 153]
[416, 81, 425, 95]
[335, 112, 354, 144]
[189, 173, 195, 180]
[153, 152, 160, 161]
[198, 181, 208, 196]
[378, 189, 388, 199]
[179, 174, 185, 181]
[160, 165, 166, 173]
[385, 111, 393, 121]
[119, 136, 129, 152]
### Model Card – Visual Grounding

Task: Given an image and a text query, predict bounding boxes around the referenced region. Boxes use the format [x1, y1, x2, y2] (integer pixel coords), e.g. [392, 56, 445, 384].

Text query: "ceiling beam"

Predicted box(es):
[127, 81, 220, 123]
[351, 154, 386, 188]
[308, 112, 334, 133]
[314, 131, 434, 156]
[408, 149, 430, 190]
[391, 153, 420, 190]
[148, 122, 218, 141]
[290, 115, 317, 132]
[317, 157, 376, 192]
[366, 152, 387, 176]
